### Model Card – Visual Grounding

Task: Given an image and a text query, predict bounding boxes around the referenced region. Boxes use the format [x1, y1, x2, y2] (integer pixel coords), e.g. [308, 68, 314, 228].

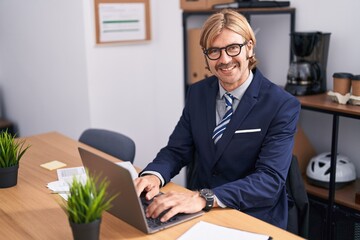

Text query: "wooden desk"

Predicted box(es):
[0, 132, 303, 240]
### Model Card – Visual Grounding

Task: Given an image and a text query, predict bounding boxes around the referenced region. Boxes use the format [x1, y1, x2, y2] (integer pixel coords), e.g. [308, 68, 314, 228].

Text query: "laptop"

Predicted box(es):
[78, 147, 204, 234]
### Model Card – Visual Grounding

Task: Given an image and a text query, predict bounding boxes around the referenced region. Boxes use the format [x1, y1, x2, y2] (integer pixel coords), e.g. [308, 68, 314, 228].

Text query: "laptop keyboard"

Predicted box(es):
[140, 195, 181, 229]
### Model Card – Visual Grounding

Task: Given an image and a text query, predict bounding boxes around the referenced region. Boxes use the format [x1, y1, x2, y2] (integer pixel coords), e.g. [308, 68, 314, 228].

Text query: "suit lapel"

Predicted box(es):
[213, 69, 263, 166]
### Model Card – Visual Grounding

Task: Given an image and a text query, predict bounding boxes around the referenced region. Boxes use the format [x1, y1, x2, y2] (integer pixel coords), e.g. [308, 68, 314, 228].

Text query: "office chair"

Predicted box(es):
[286, 155, 309, 239]
[79, 128, 136, 163]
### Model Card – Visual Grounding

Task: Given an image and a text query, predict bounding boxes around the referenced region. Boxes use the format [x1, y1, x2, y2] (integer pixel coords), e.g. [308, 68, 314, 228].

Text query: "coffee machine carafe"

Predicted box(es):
[285, 32, 331, 96]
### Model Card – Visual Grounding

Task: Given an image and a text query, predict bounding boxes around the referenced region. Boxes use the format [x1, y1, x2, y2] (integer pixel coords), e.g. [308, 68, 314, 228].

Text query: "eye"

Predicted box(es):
[207, 48, 220, 55]
[226, 44, 240, 53]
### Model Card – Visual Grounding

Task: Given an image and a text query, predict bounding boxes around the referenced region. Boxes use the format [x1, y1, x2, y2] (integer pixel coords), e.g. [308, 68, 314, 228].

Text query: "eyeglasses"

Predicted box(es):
[203, 42, 248, 60]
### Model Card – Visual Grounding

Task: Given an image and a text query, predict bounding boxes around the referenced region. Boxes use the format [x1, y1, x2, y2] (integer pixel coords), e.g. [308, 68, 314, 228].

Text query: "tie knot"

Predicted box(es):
[224, 93, 234, 107]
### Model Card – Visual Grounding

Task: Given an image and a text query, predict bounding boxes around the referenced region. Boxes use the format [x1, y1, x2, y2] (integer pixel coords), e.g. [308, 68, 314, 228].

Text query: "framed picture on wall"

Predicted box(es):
[94, 0, 151, 44]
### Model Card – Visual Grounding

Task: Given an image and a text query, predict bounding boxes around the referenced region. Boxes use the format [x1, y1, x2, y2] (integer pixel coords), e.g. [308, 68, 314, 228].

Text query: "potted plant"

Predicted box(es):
[64, 170, 117, 240]
[0, 130, 30, 188]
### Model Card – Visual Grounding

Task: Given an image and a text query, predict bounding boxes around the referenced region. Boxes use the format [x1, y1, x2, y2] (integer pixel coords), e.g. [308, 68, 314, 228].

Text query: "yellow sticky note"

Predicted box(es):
[40, 160, 67, 171]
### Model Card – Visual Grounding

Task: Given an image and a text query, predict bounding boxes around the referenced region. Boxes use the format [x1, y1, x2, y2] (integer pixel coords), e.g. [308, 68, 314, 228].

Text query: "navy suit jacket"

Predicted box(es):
[143, 69, 300, 229]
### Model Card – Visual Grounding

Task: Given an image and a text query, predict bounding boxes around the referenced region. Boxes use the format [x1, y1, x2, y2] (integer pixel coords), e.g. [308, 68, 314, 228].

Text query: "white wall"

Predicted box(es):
[0, 0, 91, 139]
[0, 0, 359, 185]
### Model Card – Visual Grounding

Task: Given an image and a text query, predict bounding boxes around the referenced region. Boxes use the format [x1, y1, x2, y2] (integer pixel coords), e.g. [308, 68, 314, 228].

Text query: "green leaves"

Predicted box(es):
[0, 130, 30, 168]
[66, 170, 118, 224]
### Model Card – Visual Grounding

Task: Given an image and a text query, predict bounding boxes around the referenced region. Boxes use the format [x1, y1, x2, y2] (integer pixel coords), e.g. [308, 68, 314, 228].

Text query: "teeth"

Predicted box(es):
[221, 66, 234, 71]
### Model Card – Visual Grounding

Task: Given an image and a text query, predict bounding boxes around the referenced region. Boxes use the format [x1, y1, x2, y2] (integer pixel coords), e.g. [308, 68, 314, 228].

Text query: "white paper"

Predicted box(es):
[177, 221, 270, 240]
[57, 166, 87, 185]
[46, 167, 87, 200]
[99, 3, 146, 42]
[47, 180, 71, 201]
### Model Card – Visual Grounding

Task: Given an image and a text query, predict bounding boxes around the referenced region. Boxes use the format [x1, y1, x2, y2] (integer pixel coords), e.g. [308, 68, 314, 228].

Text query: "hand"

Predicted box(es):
[134, 175, 161, 200]
[145, 191, 206, 222]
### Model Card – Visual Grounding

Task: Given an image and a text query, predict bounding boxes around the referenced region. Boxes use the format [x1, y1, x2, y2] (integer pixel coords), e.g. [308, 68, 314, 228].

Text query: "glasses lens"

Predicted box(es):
[206, 48, 221, 60]
[226, 44, 241, 57]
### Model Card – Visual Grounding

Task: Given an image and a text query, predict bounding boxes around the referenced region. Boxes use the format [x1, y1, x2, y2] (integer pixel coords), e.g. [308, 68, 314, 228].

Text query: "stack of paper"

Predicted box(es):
[47, 166, 86, 200]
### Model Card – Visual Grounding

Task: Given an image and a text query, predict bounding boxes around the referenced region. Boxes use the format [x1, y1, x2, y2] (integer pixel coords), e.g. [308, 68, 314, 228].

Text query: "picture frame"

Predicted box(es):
[94, 0, 151, 44]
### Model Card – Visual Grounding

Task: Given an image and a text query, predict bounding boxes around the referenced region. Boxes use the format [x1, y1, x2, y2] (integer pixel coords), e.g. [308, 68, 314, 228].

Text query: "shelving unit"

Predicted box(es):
[297, 93, 360, 240]
[182, 7, 296, 94]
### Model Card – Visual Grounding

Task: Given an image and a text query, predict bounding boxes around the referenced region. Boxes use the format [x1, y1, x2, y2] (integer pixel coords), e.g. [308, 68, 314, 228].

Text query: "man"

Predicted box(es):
[135, 9, 300, 229]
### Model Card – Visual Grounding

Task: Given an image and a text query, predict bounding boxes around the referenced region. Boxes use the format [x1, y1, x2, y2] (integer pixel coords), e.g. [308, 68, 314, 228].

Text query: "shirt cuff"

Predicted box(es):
[140, 171, 165, 187]
[215, 195, 227, 208]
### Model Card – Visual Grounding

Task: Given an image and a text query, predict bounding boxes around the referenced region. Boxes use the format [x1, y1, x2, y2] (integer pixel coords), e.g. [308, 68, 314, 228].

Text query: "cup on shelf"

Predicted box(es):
[333, 72, 353, 95]
[351, 75, 360, 96]
[328, 72, 353, 104]
[349, 75, 360, 106]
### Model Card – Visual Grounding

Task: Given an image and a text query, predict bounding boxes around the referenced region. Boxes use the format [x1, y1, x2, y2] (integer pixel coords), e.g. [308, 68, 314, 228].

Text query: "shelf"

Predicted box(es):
[304, 176, 360, 212]
[183, 7, 295, 14]
[297, 93, 360, 119]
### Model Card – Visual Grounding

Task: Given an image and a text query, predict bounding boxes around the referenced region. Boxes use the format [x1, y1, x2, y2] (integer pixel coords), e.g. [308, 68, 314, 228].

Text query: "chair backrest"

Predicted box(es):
[286, 155, 309, 238]
[79, 128, 136, 163]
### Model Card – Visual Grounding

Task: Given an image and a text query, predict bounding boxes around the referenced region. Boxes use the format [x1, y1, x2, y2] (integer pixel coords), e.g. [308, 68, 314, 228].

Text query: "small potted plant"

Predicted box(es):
[0, 130, 30, 188]
[64, 170, 117, 240]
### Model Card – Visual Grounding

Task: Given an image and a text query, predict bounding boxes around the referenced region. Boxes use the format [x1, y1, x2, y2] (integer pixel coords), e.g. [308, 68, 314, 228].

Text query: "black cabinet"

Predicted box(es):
[308, 194, 360, 240]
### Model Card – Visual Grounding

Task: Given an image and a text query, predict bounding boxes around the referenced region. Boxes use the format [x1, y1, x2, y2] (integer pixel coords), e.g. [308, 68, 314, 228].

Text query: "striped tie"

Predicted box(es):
[212, 93, 235, 144]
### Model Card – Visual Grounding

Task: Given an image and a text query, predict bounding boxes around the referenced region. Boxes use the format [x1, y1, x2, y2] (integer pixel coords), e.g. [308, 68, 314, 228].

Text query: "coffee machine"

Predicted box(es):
[285, 32, 331, 96]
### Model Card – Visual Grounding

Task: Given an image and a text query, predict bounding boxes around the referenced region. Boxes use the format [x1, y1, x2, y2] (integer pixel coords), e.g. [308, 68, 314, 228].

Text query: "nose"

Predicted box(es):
[218, 49, 232, 63]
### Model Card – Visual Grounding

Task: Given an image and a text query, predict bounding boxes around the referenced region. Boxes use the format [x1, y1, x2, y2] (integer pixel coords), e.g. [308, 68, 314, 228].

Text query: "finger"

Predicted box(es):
[146, 194, 169, 218]
[145, 187, 159, 200]
[159, 207, 178, 222]
[134, 178, 147, 196]
[134, 177, 155, 197]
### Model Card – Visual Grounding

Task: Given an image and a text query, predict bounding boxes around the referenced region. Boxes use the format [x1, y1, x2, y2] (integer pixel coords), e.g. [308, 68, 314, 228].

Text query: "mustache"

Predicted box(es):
[215, 62, 240, 70]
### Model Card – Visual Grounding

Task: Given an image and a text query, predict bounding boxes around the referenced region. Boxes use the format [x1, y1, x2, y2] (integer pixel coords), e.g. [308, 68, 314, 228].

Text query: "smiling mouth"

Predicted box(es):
[220, 65, 236, 72]
[217, 63, 239, 72]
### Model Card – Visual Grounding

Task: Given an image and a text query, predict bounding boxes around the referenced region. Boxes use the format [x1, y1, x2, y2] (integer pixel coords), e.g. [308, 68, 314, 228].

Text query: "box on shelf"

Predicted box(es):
[180, 0, 234, 10]
[187, 28, 211, 84]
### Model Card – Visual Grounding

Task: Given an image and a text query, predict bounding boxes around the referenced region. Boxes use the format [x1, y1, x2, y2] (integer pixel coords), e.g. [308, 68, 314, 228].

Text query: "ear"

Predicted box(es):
[247, 40, 254, 56]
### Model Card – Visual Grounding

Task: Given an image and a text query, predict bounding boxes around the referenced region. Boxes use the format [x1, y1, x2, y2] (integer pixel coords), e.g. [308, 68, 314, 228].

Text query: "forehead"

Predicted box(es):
[211, 29, 244, 47]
